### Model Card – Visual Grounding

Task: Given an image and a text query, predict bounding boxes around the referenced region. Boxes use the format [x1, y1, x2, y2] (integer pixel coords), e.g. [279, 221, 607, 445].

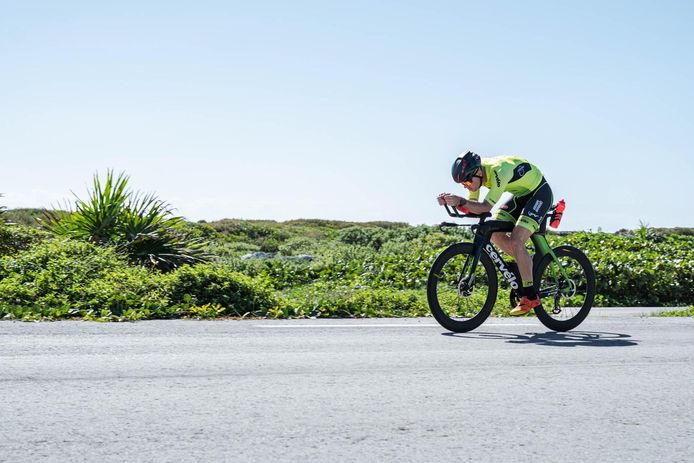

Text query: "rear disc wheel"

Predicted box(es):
[533, 246, 595, 331]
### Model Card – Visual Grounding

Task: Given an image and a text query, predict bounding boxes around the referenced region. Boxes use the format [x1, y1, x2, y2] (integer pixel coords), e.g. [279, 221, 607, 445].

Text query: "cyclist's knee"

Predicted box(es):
[490, 233, 504, 245]
[509, 227, 532, 250]
[491, 232, 513, 253]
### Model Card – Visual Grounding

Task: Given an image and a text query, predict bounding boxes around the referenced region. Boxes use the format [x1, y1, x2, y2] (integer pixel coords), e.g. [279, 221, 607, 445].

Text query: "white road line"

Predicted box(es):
[255, 323, 540, 328]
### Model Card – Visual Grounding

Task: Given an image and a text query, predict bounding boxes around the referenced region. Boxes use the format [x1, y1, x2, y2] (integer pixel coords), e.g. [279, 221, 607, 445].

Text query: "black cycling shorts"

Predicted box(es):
[494, 178, 553, 233]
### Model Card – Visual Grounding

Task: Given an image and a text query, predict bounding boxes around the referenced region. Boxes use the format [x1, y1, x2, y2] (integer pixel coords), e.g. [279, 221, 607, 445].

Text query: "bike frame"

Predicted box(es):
[441, 205, 572, 294]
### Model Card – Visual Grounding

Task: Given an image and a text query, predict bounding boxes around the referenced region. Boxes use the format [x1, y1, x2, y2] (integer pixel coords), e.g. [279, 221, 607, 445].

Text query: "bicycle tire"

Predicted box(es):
[427, 243, 498, 332]
[533, 245, 595, 331]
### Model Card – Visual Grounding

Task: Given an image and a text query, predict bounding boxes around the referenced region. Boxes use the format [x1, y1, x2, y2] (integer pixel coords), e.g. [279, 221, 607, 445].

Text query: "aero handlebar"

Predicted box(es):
[442, 204, 491, 220]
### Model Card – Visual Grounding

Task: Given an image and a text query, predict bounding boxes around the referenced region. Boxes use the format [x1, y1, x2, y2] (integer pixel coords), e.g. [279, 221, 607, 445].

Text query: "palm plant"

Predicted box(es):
[43, 171, 129, 244]
[42, 170, 209, 271]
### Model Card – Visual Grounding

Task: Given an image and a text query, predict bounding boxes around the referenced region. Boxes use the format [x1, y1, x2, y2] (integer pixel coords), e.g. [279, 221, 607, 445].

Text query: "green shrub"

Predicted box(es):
[274, 283, 429, 318]
[551, 232, 694, 306]
[209, 219, 291, 242]
[1, 303, 77, 321]
[0, 224, 49, 256]
[78, 266, 170, 318]
[207, 241, 261, 258]
[255, 259, 318, 289]
[0, 240, 280, 320]
[0, 239, 139, 318]
[2, 217, 693, 321]
[655, 306, 694, 317]
[164, 264, 279, 316]
[338, 226, 385, 250]
[277, 236, 320, 256]
[182, 303, 226, 319]
[0, 239, 182, 321]
[3, 208, 48, 228]
[0, 240, 128, 301]
[183, 221, 221, 240]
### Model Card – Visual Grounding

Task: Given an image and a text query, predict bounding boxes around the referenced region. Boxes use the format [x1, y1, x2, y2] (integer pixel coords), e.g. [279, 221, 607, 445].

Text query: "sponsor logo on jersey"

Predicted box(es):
[517, 165, 526, 176]
[494, 171, 501, 187]
[485, 244, 519, 289]
[532, 200, 543, 213]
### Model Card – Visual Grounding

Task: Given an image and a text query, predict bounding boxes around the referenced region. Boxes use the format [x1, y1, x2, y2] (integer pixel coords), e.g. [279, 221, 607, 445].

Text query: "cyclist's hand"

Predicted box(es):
[436, 193, 450, 205]
[442, 194, 464, 207]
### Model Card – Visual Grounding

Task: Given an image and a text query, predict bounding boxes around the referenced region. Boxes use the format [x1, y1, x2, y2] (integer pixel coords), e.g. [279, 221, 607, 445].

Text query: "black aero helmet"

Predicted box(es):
[451, 151, 481, 183]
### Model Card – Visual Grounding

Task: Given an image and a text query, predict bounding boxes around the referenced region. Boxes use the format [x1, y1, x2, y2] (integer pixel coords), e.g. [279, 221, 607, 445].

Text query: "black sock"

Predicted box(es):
[522, 281, 537, 300]
[525, 286, 537, 300]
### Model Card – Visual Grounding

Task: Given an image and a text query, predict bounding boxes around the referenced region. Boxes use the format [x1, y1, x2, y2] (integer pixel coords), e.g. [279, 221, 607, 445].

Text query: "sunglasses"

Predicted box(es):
[462, 172, 482, 187]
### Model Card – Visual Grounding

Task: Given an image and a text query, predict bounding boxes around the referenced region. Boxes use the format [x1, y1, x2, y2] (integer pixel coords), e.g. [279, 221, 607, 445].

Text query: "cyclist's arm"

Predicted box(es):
[459, 198, 493, 214]
[463, 185, 493, 213]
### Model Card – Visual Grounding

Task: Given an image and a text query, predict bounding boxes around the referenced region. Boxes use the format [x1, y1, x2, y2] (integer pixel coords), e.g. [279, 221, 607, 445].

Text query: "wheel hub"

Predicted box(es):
[457, 276, 474, 297]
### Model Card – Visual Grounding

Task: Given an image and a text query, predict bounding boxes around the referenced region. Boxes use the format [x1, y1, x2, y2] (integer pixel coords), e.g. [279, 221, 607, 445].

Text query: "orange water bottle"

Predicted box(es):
[550, 199, 566, 229]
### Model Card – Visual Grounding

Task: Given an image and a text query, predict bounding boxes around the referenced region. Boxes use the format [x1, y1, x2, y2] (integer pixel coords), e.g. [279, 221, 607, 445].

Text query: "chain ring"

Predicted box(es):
[561, 279, 577, 299]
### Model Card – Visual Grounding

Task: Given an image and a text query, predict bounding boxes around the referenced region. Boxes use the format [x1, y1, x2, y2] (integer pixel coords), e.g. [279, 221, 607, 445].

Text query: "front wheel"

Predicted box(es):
[427, 243, 498, 332]
[533, 245, 595, 331]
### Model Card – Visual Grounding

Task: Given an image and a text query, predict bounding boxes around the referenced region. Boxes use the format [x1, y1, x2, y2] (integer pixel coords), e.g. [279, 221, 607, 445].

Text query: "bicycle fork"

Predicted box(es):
[455, 233, 488, 296]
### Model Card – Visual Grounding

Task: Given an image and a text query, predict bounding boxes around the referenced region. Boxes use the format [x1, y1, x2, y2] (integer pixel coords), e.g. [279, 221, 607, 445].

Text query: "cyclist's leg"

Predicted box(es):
[506, 225, 539, 315]
[513, 181, 553, 287]
[507, 225, 539, 315]
[490, 196, 522, 256]
[515, 180, 553, 233]
[508, 181, 553, 315]
[509, 225, 534, 283]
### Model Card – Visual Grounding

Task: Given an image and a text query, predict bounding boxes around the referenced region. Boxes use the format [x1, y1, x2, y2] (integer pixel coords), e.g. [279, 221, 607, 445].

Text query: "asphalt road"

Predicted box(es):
[1, 309, 693, 462]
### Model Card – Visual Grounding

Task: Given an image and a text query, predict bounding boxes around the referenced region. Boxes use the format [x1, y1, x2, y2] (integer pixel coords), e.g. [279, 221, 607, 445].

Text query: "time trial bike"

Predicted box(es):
[427, 202, 596, 332]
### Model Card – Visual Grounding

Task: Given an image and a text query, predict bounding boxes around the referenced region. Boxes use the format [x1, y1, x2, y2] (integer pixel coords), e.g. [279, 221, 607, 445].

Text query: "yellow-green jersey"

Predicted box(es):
[469, 156, 544, 206]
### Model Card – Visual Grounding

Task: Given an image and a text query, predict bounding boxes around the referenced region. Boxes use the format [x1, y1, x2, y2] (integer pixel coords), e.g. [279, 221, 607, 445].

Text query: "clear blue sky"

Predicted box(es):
[2, 0, 692, 231]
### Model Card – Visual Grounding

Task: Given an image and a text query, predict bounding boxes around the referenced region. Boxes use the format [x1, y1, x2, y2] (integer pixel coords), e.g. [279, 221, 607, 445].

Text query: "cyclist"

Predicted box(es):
[437, 151, 553, 315]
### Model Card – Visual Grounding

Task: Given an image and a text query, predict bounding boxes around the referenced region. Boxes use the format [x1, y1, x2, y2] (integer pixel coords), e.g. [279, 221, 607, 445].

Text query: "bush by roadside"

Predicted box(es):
[0, 223, 50, 256]
[1, 218, 692, 321]
[164, 264, 279, 317]
[654, 306, 694, 317]
[0, 239, 279, 321]
[551, 232, 694, 306]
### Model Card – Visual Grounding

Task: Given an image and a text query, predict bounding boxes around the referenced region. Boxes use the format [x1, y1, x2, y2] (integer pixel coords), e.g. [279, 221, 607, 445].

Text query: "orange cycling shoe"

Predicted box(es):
[510, 296, 541, 316]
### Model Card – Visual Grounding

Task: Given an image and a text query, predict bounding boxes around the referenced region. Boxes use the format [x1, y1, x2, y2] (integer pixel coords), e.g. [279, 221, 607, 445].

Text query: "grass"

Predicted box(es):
[653, 306, 694, 317]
